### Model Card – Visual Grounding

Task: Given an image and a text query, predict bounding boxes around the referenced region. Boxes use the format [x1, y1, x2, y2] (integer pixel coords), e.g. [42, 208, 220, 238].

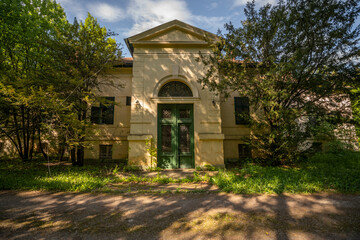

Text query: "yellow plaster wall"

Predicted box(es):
[144, 29, 202, 42]
[84, 68, 132, 160]
[128, 42, 224, 167]
[220, 92, 252, 160]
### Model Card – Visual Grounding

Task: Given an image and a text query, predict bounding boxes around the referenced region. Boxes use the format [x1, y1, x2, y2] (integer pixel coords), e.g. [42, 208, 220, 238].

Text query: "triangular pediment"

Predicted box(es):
[141, 27, 204, 42]
[125, 20, 218, 55]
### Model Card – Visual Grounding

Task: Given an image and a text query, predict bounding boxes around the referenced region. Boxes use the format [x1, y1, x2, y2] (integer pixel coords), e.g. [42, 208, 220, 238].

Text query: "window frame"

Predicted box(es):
[99, 145, 113, 159]
[158, 81, 193, 97]
[238, 144, 251, 159]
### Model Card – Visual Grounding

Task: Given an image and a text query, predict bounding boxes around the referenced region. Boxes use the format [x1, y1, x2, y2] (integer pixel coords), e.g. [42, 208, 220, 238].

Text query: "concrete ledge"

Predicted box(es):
[127, 134, 153, 141]
[199, 133, 225, 140]
[224, 135, 248, 140]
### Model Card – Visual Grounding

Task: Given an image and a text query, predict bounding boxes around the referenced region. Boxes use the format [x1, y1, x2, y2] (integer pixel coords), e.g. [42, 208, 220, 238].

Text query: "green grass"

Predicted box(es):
[212, 152, 360, 194]
[0, 152, 359, 194]
[0, 160, 209, 192]
[0, 160, 115, 192]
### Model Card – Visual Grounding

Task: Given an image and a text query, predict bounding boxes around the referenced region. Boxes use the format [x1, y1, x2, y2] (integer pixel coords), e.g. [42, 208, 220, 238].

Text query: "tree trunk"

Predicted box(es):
[58, 137, 66, 161]
[38, 128, 48, 160]
[71, 147, 77, 166]
[77, 146, 84, 166]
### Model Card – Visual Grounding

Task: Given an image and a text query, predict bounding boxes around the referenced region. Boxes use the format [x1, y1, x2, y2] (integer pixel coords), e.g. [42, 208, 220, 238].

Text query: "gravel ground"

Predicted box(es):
[0, 191, 359, 240]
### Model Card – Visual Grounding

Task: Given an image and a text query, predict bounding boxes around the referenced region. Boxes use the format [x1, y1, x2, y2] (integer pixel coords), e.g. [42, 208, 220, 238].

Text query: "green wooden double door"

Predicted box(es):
[157, 104, 194, 169]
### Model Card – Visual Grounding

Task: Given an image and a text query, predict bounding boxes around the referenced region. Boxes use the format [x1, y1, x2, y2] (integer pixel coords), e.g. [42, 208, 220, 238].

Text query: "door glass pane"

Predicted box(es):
[162, 109, 172, 119]
[179, 109, 190, 119]
[161, 125, 172, 152]
[179, 124, 190, 153]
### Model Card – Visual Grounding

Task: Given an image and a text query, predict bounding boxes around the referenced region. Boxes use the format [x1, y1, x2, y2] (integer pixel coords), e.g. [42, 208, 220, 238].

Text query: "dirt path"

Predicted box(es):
[0, 191, 359, 240]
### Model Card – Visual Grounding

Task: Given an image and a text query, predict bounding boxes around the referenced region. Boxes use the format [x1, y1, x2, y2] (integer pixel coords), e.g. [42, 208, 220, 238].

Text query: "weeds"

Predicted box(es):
[214, 152, 360, 194]
[1, 152, 359, 194]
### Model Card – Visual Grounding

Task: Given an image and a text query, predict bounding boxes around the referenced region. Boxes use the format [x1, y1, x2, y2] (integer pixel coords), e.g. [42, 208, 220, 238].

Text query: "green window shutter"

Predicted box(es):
[91, 106, 100, 124]
[234, 97, 250, 125]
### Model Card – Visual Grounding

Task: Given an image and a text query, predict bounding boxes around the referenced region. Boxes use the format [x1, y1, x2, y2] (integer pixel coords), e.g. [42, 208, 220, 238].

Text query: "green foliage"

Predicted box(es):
[0, 0, 72, 161]
[322, 140, 355, 154]
[0, 0, 121, 163]
[122, 165, 142, 172]
[2, 152, 358, 194]
[349, 71, 360, 145]
[145, 166, 163, 172]
[212, 152, 360, 194]
[0, 160, 113, 191]
[198, 0, 360, 164]
[196, 164, 218, 171]
[145, 138, 157, 167]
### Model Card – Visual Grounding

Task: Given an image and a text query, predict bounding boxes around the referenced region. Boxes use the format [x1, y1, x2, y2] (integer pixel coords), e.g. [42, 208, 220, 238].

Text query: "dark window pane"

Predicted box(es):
[100, 145, 112, 159]
[91, 106, 100, 124]
[161, 125, 172, 152]
[126, 96, 131, 106]
[92, 97, 115, 125]
[234, 97, 250, 125]
[238, 144, 251, 159]
[102, 104, 114, 124]
[179, 109, 190, 118]
[162, 109, 172, 119]
[158, 81, 192, 97]
[179, 124, 190, 153]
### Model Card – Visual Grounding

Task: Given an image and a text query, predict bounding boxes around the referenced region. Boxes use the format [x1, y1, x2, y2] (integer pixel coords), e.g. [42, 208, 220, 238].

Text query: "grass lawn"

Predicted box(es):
[0, 152, 359, 194]
[214, 152, 360, 194]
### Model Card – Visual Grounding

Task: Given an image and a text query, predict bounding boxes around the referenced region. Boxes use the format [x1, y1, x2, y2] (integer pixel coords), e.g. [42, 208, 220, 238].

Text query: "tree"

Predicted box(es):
[60, 14, 121, 166]
[0, 1, 120, 164]
[198, 0, 360, 164]
[0, 0, 71, 161]
[349, 68, 360, 145]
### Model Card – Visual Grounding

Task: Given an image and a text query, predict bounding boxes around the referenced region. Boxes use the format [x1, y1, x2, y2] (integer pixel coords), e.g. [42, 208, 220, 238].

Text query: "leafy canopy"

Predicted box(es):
[199, 0, 360, 163]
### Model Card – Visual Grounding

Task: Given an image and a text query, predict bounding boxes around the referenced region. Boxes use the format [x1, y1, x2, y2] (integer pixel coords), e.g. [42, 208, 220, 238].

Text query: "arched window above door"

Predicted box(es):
[158, 81, 193, 97]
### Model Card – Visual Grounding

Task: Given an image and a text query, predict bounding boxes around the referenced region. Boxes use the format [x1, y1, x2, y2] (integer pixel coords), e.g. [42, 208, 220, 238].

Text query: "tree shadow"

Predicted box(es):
[1, 191, 359, 239]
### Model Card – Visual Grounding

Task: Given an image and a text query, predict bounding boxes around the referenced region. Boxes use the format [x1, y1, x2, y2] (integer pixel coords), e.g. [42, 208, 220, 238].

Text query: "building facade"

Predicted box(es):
[84, 20, 251, 168]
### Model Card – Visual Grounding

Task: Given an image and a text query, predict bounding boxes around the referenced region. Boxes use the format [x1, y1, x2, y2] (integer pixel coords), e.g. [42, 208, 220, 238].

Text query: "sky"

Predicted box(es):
[57, 0, 277, 57]
[57, 0, 359, 57]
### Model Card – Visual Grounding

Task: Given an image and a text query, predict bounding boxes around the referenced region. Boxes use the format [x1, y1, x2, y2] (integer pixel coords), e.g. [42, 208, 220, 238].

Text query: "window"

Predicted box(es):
[91, 97, 115, 124]
[158, 81, 192, 97]
[99, 145, 112, 159]
[234, 97, 250, 125]
[238, 144, 251, 159]
[126, 96, 131, 106]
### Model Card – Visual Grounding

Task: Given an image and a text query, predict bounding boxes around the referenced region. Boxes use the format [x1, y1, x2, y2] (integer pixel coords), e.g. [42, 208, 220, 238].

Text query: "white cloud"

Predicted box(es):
[233, 0, 277, 7]
[56, 0, 88, 21]
[126, 0, 192, 36]
[207, 2, 218, 10]
[192, 15, 226, 32]
[87, 3, 126, 22]
[58, 0, 229, 38]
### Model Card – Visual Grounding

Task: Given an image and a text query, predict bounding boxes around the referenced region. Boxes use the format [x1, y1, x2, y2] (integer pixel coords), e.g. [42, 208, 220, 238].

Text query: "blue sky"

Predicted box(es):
[57, 0, 277, 57]
[57, 0, 359, 57]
